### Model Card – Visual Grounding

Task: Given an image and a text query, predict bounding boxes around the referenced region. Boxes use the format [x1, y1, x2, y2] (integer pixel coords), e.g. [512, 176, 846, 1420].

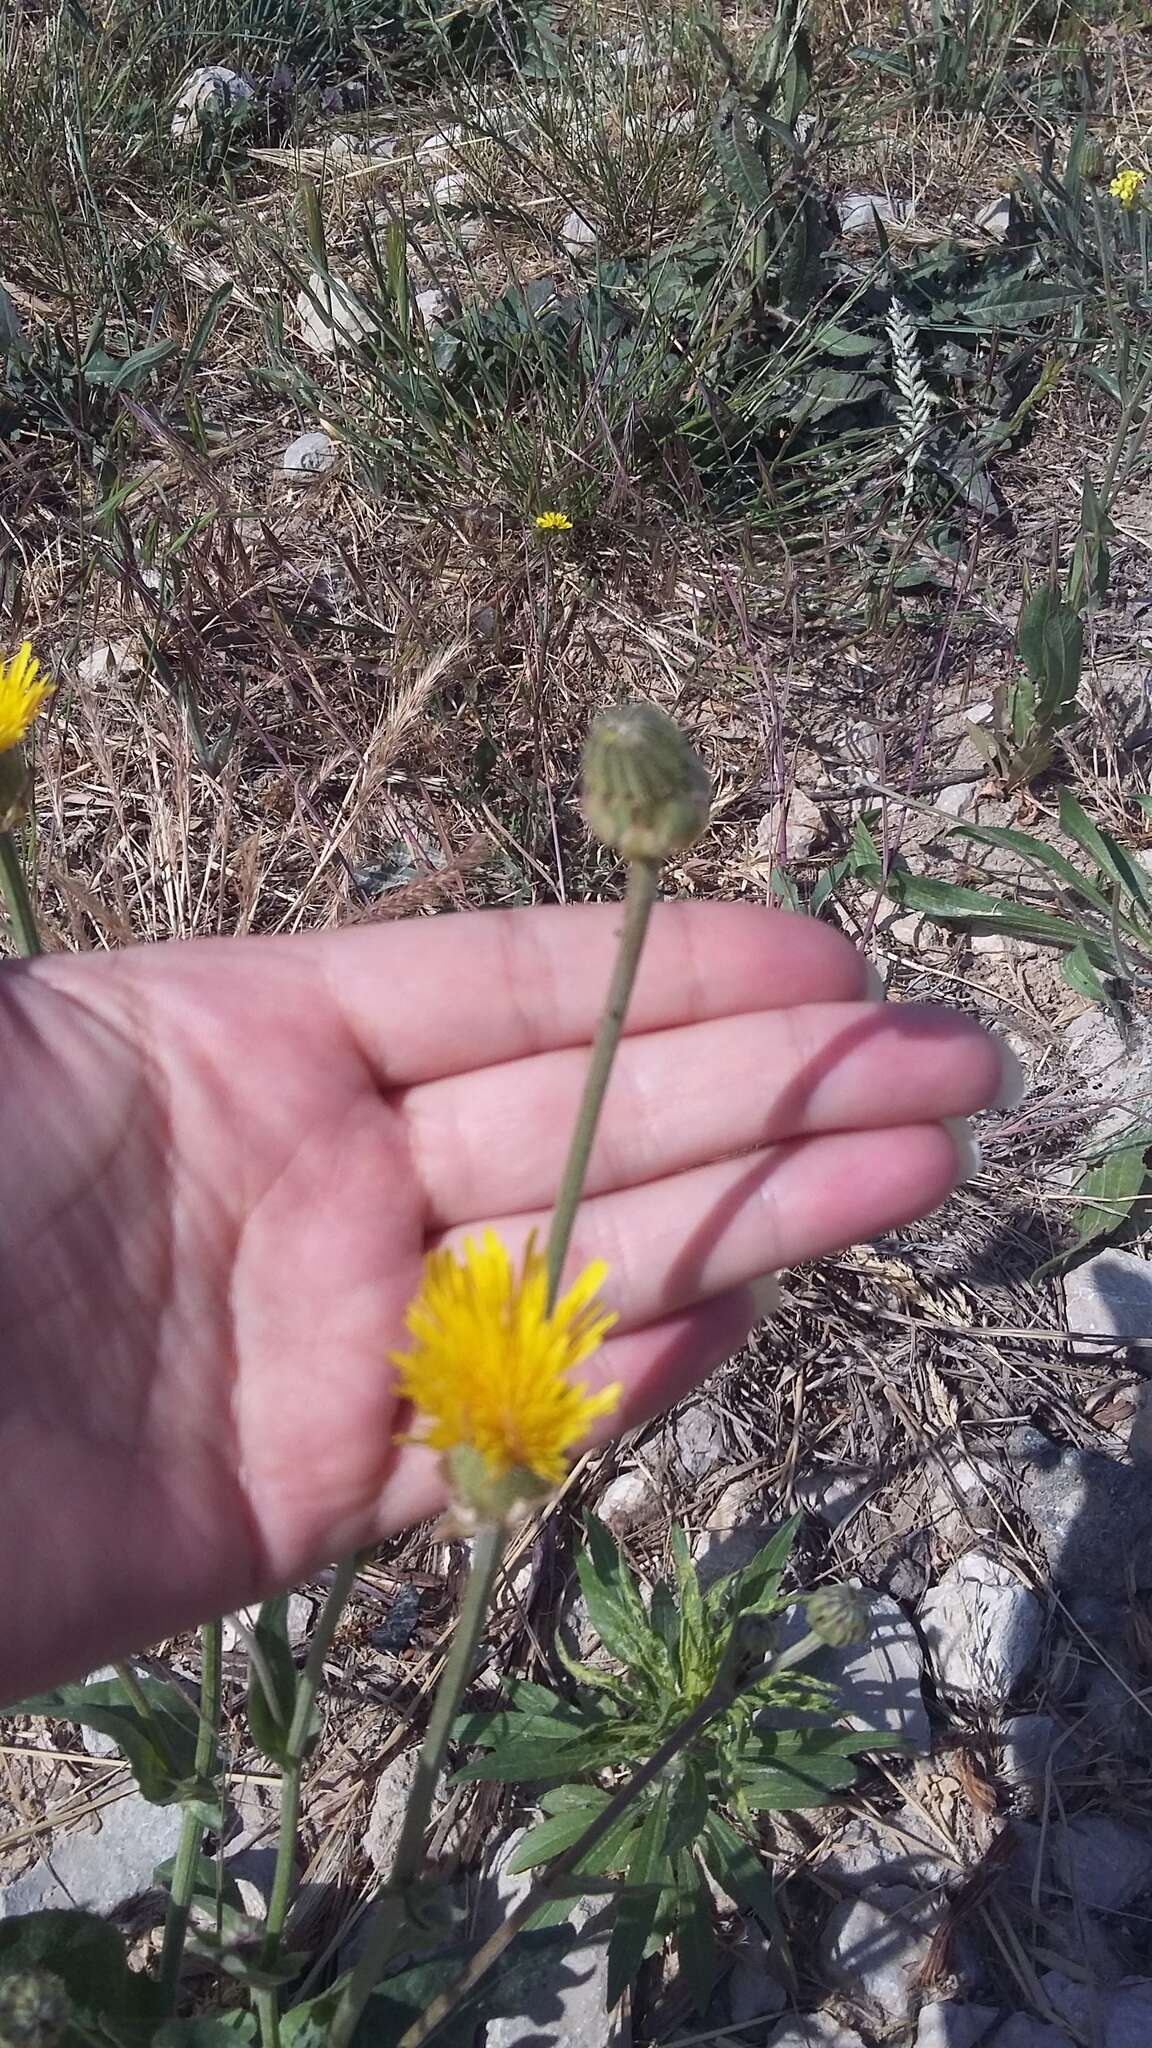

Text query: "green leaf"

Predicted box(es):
[885, 870, 1091, 951]
[699, 1811, 779, 1931]
[673, 1853, 717, 2015]
[504, 1797, 614, 1874]
[15, 1676, 205, 1806]
[575, 1516, 669, 1690]
[1057, 788, 1152, 918]
[153, 1853, 248, 1933]
[950, 821, 1113, 919]
[705, 1518, 798, 1626]
[672, 1526, 711, 1698]
[453, 1729, 629, 1783]
[607, 1788, 669, 2007]
[0, 1913, 130, 2018]
[155, 2021, 258, 2048]
[1035, 1126, 1152, 1278]
[524, 1806, 647, 1932]
[665, 1753, 710, 1857]
[246, 1595, 314, 1769]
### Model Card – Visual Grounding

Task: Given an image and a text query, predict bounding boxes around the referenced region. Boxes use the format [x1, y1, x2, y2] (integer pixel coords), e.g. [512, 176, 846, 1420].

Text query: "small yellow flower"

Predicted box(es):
[534, 510, 573, 533]
[1111, 167, 1145, 208]
[393, 1231, 619, 1504]
[0, 644, 51, 757]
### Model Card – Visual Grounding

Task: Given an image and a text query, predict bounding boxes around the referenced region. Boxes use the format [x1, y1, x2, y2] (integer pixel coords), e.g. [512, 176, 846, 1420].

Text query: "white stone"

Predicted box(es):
[171, 66, 253, 147]
[282, 430, 337, 481]
[920, 1553, 1042, 1703]
[432, 172, 471, 208]
[976, 196, 1012, 237]
[756, 790, 825, 864]
[76, 636, 145, 686]
[838, 192, 904, 235]
[692, 1479, 776, 1582]
[0, 1791, 184, 1917]
[561, 209, 598, 255]
[597, 1469, 656, 1535]
[415, 287, 451, 328]
[820, 1886, 940, 2021]
[364, 1749, 421, 1875]
[998, 1714, 1059, 1787]
[795, 1466, 872, 1527]
[765, 2018, 867, 2048]
[917, 2003, 1002, 2048]
[671, 1401, 724, 1478]
[818, 1811, 958, 1892]
[484, 1830, 624, 2047]
[936, 779, 976, 818]
[221, 1594, 314, 1655]
[294, 271, 377, 356]
[416, 124, 466, 165]
[1063, 1250, 1152, 1358]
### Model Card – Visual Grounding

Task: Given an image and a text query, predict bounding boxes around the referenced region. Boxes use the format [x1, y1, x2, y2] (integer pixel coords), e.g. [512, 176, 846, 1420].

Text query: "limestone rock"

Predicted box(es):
[171, 66, 254, 147]
[920, 1553, 1042, 1703]
[282, 430, 337, 481]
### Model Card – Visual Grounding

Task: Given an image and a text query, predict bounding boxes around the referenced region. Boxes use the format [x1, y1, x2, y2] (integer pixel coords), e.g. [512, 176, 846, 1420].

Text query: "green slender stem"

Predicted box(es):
[0, 829, 40, 958]
[255, 1554, 364, 2048]
[545, 857, 660, 1306]
[327, 1525, 506, 2048]
[159, 1620, 222, 2008]
[394, 1649, 783, 2048]
[113, 1660, 159, 1731]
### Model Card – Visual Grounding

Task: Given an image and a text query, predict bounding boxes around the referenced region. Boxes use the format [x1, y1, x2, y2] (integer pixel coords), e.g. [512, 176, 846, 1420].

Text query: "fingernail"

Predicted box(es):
[862, 958, 887, 1000]
[749, 1274, 782, 1321]
[992, 1039, 1027, 1111]
[943, 1116, 982, 1181]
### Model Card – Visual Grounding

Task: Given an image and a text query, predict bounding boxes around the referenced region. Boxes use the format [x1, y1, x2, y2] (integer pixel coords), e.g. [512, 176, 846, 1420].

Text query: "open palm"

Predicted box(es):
[0, 900, 1013, 1695]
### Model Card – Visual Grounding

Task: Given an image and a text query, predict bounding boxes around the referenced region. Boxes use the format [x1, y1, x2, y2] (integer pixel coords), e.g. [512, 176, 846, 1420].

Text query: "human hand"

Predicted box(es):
[0, 902, 1017, 1693]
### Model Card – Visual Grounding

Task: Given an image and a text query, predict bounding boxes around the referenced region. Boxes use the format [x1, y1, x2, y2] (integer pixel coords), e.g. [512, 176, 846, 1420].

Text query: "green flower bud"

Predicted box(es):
[581, 704, 711, 863]
[0, 1972, 72, 2048]
[1081, 139, 1106, 184]
[805, 1584, 869, 1648]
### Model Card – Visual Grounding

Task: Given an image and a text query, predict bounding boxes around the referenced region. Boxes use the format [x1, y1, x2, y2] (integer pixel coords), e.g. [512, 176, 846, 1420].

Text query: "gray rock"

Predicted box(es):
[1063, 1250, 1152, 1356]
[170, 65, 253, 146]
[937, 780, 977, 819]
[818, 1812, 958, 1892]
[484, 1830, 623, 2047]
[1010, 1815, 1152, 1913]
[728, 1954, 787, 2023]
[670, 1401, 725, 1479]
[295, 272, 378, 356]
[920, 1553, 1042, 1703]
[222, 1593, 315, 1654]
[364, 1749, 421, 1875]
[282, 431, 337, 481]
[597, 1469, 656, 1535]
[795, 1466, 873, 1527]
[78, 1666, 124, 1758]
[838, 192, 905, 234]
[1080, 1667, 1152, 1759]
[561, 209, 598, 255]
[999, 1714, 1059, 1787]
[1014, 1439, 1152, 1591]
[917, 2003, 1001, 2047]
[774, 1593, 929, 1750]
[692, 1479, 778, 1583]
[765, 2017, 867, 2048]
[819, 1885, 940, 2021]
[431, 171, 472, 208]
[0, 1791, 184, 1917]
[414, 287, 451, 328]
[756, 790, 826, 864]
[1062, 1009, 1152, 1101]
[989, 2022, 1073, 2048]
[976, 197, 1012, 238]
[1039, 1971, 1102, 2034]
[1102, 1980, 1152, 2047]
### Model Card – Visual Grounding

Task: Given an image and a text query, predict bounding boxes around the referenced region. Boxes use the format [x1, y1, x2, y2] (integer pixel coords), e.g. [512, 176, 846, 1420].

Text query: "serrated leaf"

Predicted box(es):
[607, 1787, 669, 2007]
[575, 1516, 668, 1690]
[16, 1676, 205, 1806]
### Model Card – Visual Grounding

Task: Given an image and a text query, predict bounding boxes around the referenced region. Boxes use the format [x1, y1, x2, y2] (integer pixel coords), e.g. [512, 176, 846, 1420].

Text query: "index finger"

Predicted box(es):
[323, 900, 877, 1086]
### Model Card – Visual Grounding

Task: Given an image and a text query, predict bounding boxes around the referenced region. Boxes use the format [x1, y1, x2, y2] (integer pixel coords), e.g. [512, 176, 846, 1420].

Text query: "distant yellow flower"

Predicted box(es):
[393, 1231, 619, 1504]
[1111, 167, 1145, 208]
[0, 644, 50, 756]
[534, 510, 573, 533]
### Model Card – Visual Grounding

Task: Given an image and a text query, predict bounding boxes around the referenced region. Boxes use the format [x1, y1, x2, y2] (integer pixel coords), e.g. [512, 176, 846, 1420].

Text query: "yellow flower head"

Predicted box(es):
[1111, 167, 1145, 208]
[0, 644, 51, 756]
[534, 510, 573, 533]
[393, 1231, 619, 1508]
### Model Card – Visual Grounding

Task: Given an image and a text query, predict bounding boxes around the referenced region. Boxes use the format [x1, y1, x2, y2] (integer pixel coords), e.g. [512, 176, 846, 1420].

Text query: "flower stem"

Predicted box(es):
[327, 1524, 506, 2048]
[0, 829, 40, 957]
[256, 1553, 363, 2048]
[159, 1619, 222, 2009]
[545, 856, 660, 1306]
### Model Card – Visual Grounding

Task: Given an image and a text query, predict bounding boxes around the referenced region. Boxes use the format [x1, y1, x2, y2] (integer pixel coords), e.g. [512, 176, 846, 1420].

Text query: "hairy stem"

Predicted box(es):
[159, 1620, 222, 2008]
[327, 1525, 506, 2048]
